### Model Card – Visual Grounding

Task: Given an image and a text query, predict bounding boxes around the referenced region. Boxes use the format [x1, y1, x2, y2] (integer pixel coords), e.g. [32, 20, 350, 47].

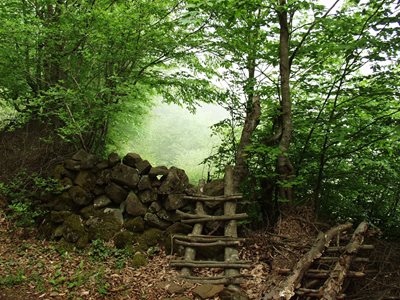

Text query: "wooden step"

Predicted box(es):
[170, 260, 251, 269]
[183, 194, 243, 202]
[318, 256, 369, 263]
[175, 239, 241, 247]
[172, 234, 245, 242]
[178, 213, 248, 224]
[179, 275, 246, 284]
[326, 244, 374, 252]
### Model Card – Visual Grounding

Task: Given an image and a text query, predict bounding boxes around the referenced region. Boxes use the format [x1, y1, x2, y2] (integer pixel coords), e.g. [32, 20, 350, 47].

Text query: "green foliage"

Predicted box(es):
[0, 270, 26, 287]
[0, 171, 60, 226]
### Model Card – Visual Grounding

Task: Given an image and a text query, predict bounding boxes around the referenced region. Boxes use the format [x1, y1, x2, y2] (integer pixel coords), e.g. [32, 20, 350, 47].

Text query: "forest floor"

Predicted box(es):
[0, 207, 399, 300]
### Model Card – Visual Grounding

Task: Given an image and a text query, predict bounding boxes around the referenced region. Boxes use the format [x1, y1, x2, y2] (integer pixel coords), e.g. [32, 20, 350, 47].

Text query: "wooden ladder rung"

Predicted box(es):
[173, 234, 245, 242]
[326, 245, 374, 252]
[179, 275, 246, 284]
[171, 260, 251, 268]
[183, 194, 243, 202]
[175, 239, 241, 247]
[180, 213, 248, 224]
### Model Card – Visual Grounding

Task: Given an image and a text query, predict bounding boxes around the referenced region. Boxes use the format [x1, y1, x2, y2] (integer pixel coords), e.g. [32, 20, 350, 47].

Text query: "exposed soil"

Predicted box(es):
[1, 207, 399, 300]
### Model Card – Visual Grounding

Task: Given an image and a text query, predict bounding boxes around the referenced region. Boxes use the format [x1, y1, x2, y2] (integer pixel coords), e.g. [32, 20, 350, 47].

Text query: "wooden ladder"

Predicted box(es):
[170, 166, 248, 288]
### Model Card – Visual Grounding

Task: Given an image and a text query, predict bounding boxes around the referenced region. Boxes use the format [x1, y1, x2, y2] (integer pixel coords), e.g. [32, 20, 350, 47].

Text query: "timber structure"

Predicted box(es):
[170, 166, 248, 290]
[264, 221, 374, 300]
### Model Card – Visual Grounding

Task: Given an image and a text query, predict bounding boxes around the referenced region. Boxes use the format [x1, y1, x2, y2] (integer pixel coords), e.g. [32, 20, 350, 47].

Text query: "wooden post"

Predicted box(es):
[181, 180, 206, 276]
[224, 165, 240, 291]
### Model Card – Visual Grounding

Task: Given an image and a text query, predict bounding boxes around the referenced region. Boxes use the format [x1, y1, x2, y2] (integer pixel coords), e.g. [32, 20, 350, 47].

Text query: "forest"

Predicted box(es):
[0, 0, 399, 299]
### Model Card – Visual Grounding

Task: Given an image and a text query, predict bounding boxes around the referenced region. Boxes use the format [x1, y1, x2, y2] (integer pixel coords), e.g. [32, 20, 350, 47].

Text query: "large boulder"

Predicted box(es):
[126, 192, 147, 216]
[159, 167, 189, 194]
[69, 186, 92, 206]
[105, 182, 128, 204]
[111, 164, 140, 189]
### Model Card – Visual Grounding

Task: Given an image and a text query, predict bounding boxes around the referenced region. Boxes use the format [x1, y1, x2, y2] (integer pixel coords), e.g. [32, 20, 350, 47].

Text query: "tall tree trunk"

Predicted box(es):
[277, 0, 294, 201]
[233, 60, 261, 190]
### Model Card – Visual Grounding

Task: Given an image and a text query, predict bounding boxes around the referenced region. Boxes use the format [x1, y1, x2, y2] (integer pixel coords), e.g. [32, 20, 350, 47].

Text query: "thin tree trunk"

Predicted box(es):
[277, 0, 294, 201]
[233, 59, 261, 190]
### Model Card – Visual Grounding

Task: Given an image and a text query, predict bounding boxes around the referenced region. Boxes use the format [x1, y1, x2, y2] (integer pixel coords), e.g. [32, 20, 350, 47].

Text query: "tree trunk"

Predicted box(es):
[277, 0, 294, 202]
[233, 59, 261, 190]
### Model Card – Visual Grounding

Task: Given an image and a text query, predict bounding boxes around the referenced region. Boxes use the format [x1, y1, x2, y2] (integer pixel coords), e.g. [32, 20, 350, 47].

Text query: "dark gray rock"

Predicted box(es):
[164, 194, 186, 211]
[126, 192, 147, 216]
[105, 182, 128, 204]
[138, 176, 152, 191]
[94, 195, 112, 209]
[144, 213, 171, 230]
[138, 189, 157, 204]
[123, 153, 142, 168]
[71, 149, 97, 169]
[96, 160, 109, 170]
[204, 179, 224, 196]
[50, 211, 72, 224]
[69, 186, 92, 206]
[108, 152, 120, 167]
[74, 171, 96, 191]
[159, 167, 189, 194]
[62, 214, 88, 246]
[149, 166, 169, 177]
[111, 164, 140, 189]
[136, 160, 152, 175]
[113, 231, 135, 249]
[124, 216, 145, 232]
[103, 208, 124, 225]
[149, 201, 162, 213]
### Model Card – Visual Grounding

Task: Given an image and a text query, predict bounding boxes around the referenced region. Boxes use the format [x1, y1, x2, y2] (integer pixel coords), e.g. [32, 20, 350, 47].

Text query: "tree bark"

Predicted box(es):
[264, 223, 353, 300]
[277, 0, 295, 202]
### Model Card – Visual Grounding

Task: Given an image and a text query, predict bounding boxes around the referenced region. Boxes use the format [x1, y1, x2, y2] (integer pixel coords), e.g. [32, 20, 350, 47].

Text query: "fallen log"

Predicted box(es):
[263, 222, 353, 300]
[321, 221, 369, 300]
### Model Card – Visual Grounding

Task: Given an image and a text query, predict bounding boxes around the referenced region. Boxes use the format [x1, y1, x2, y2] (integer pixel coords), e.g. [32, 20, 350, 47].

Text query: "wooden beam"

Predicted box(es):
[181, 213, 248, 224]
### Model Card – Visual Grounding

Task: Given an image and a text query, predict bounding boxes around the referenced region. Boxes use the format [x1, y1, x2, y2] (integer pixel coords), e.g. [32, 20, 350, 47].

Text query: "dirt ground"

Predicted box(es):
[1, 207, 399, 300]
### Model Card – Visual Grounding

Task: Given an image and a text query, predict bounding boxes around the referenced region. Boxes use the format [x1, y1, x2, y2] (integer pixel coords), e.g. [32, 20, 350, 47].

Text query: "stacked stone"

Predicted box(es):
[43, 150, 195, 249]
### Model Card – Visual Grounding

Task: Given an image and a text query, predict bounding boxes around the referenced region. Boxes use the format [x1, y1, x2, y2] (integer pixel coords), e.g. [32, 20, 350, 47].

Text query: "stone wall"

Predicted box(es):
[40, 150, 207, 250]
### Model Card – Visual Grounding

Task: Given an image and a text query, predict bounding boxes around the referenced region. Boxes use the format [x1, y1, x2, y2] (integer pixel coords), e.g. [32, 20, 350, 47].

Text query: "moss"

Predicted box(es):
[124, 216, 145, 233]
[50, 211, 72, 224]
[131, 252, 147, 268]
[113, 231, 135, 249]
[63, 214, 88, 247]
[136, 228, 162, 251]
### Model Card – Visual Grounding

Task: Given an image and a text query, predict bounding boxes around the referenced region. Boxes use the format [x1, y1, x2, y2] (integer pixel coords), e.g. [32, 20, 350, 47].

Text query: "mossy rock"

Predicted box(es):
[113, 231, 135, 249]
[80, 205, 105, 219]
[136, 228, 163, 251]
[86, 213, 122, 241]
[62, 214, 89, 248]
[50, 211, 72, 224]
[124, 217, 145, 233]
[131, 252, 147, 268]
